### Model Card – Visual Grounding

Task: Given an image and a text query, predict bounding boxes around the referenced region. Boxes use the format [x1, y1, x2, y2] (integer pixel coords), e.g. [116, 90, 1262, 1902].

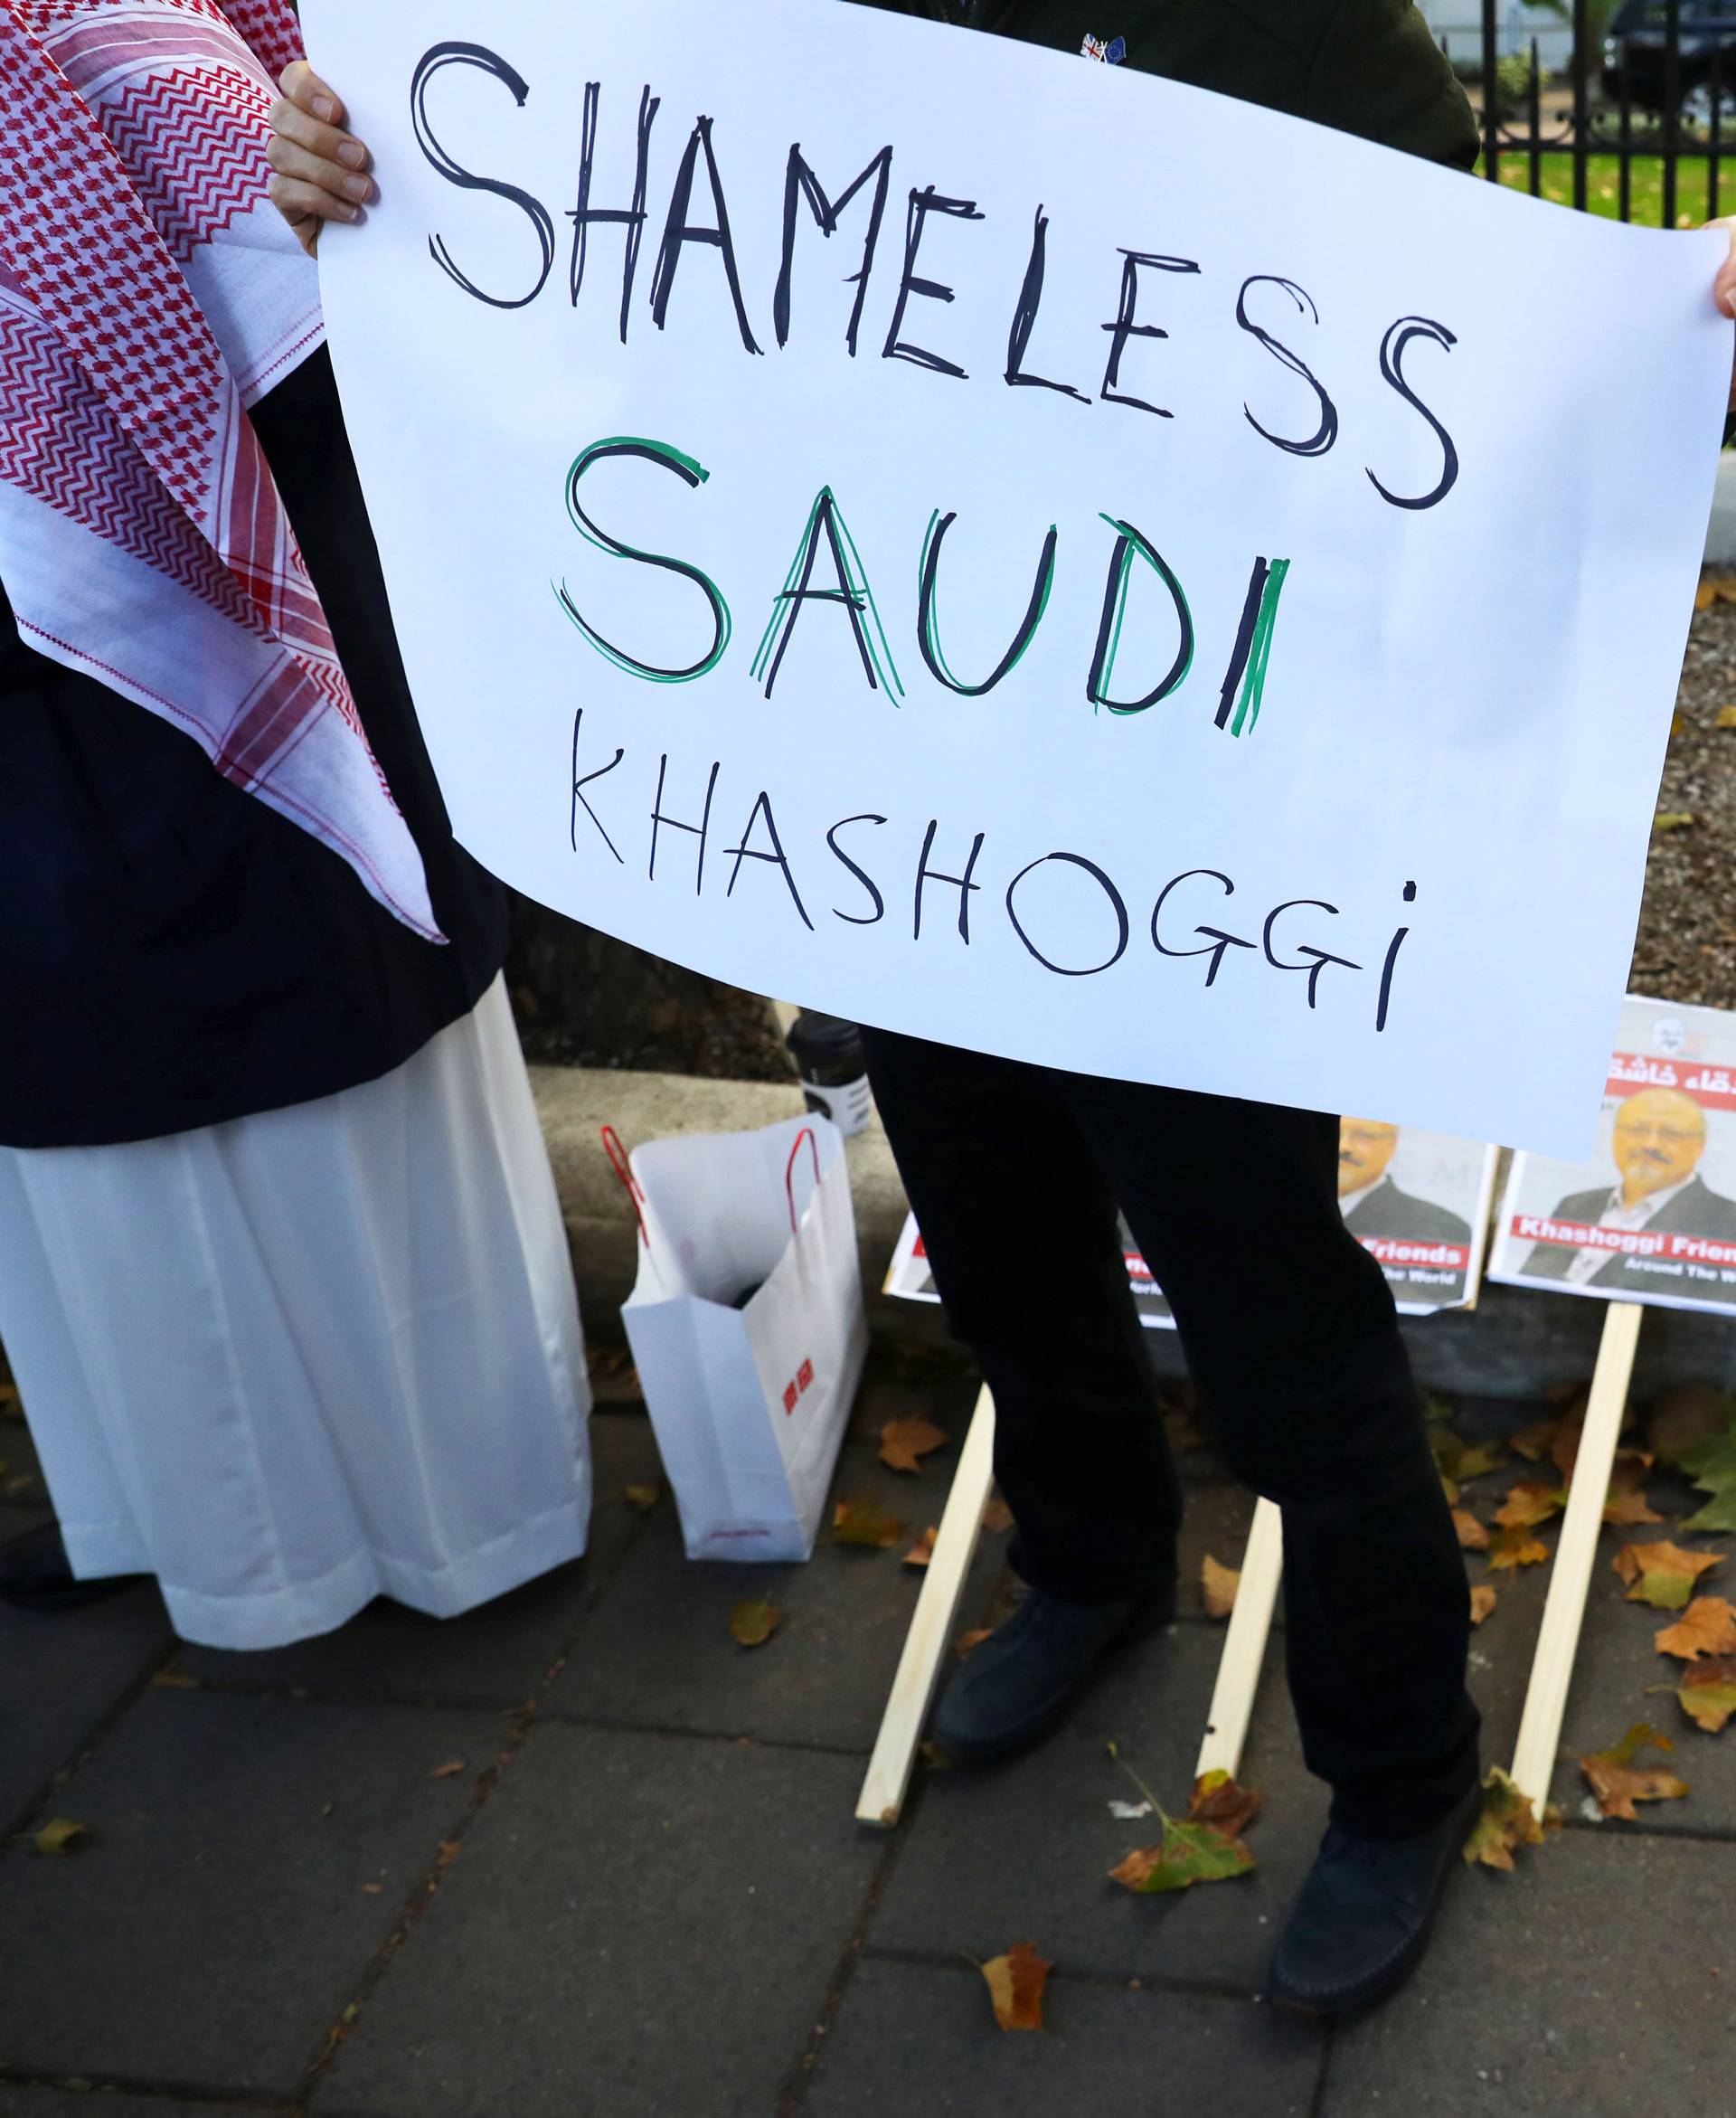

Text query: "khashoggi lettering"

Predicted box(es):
[569, 708, 1419, 1026]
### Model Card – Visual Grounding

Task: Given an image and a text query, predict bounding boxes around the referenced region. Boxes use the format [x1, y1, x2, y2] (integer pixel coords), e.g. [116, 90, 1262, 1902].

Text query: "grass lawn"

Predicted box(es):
[1493, 150, 1730, 226]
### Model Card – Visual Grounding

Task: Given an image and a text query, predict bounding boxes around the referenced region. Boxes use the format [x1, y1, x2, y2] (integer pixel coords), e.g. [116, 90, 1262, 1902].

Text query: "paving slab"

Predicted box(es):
[177, 1413, 662, 1707]
[314, 1722, 882, 2118]
[1553, 1523, 1736, 1831]
[1322, 1830, 1736, 2116]
[866, 1619, 1324, 1992]
[869, 1531, 1551, 1998]
[0, 1690, 496, 2097]
[0, 1584, 170, 1832]
[546, 1434, 1005, 1753]
[805, 1958, 1323, 2117]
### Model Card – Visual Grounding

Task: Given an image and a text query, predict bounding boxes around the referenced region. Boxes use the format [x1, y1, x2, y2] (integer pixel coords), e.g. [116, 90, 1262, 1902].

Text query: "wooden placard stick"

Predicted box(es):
[855, 1384, 996, 1829]
[1194, 1496, 1285, 1783]
[1509, 1298, 1645, 1819]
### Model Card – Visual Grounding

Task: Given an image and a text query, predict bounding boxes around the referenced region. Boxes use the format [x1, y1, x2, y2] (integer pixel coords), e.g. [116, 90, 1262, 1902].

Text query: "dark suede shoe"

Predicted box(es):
[1267, 1781, 1482, 2020]
[0, 1522, 136, 1613]
[929, 1584, 1175, 1762]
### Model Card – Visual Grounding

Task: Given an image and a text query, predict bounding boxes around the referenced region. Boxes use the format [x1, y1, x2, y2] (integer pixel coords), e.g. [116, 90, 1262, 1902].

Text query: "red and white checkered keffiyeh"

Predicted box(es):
[0, 0, 439, 940]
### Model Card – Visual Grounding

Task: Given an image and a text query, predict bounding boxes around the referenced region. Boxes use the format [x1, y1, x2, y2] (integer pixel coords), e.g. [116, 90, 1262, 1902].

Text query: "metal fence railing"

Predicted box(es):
[1441, 0, 1732, 228]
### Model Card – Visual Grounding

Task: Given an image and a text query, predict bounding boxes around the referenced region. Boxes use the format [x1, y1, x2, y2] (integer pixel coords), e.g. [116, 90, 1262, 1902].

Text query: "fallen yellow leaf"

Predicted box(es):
[1656, 1595, 1736, 1662]
[902, 1527, 938, 1569]
[1612, 1539, 1724, 1611]
[1489, 1527, 1550, 1573]
[1470, 1584, 1497, 1626]
[1454, 1508, 1491, 1553]
[1495, 1479, 1566, 1531]
[1201, 1554, 1240, 1620]
[33, 1818, 90, 1858]
[980, 1942, 1051, 2031]
[728, 1597, 780, 1648]
[1580, 1724, 1689, 1821]
[1679, 1654, 1736, 1732]
[1602, 1452, 1664, 1527]
[832, 1499, 905, 1549]
[1463, 1769, 1551, 1872]
[879, 1417, 949, 1474]
[1185, 1769, 1261, 1840]
[1109, 1819, 1255, 1894]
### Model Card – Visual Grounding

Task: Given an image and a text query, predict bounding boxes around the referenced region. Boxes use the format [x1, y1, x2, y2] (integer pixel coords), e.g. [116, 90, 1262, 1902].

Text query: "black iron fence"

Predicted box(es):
[1445, 0, 1732, 227]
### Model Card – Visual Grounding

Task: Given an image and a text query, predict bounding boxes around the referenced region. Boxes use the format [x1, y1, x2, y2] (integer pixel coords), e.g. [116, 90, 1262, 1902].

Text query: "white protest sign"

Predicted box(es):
[305, 0, 1729, 1157]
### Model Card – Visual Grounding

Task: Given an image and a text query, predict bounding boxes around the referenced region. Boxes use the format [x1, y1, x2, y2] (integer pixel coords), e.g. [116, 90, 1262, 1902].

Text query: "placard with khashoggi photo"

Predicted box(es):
[884, 1120, 1498, 1327]
[1491, 995, 1736, 1317]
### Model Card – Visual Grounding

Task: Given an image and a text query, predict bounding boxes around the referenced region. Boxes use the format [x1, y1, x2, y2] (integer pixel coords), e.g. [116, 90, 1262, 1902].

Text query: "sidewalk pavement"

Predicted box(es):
[3, 1354, 1734, 2118]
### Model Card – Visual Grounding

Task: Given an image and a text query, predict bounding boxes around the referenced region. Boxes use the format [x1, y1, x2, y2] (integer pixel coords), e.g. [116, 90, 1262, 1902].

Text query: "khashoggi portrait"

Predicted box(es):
[1331, 1119, 1492, 1314]
[1493, 996, 1736, 1316]
[1337, 1119, 1474, 1246]
[885, 1118, 1496, 1324]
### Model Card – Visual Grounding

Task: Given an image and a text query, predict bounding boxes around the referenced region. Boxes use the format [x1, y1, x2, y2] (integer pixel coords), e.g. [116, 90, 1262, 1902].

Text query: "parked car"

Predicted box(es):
[1604, 0, 1736, 120]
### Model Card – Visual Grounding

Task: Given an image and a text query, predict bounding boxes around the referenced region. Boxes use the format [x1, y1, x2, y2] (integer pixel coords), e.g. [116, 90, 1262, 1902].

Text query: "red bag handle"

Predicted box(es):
[786, 1125, 822, 1234]
[599, 1125, 648, 1245]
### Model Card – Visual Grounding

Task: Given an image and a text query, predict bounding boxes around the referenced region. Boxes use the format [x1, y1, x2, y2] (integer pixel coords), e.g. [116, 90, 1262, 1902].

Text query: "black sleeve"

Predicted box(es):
[1305, 0, 1480, 172]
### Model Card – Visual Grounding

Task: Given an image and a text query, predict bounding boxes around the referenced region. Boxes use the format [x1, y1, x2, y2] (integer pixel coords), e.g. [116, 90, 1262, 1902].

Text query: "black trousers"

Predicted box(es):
[861, 1027, 1480, 1840]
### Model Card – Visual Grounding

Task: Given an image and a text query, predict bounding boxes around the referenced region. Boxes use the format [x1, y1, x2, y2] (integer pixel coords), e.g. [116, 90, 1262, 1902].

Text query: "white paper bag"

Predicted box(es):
[613, 1114, 868, 1561]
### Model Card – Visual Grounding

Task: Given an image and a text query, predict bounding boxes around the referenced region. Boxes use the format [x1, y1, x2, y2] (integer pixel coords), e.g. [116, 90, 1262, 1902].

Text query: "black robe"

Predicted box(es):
[0, 346, 506, 1149]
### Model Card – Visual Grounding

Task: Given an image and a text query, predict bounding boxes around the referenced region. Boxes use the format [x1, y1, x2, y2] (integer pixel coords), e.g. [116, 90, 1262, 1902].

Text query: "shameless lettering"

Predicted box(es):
[410, 52, 1462, 515]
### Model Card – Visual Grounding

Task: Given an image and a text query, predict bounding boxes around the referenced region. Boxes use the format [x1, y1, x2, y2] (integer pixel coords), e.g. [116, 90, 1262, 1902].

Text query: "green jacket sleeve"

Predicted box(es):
[1305, 0, 1481, 172]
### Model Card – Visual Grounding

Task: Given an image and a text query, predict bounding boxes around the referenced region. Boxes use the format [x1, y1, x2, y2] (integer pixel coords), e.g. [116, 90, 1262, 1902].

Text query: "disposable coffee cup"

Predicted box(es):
[785, 1010, 874, 1139]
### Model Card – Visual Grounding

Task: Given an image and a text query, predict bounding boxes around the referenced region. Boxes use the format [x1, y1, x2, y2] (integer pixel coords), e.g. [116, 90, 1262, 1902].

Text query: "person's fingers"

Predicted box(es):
[1706, 214, 1736, 318]
[266, 131, 373, 206]
[278, 59, 346, 129]
[267, 95, 370, 175]
[282, 211, 320, 260]
[268, 170, 360, 232]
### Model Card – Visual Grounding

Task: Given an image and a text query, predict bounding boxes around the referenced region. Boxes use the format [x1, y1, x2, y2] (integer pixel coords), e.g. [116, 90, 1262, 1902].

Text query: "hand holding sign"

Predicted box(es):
[267, 62, 374, 251]
[1708, 213, 1736, 402]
